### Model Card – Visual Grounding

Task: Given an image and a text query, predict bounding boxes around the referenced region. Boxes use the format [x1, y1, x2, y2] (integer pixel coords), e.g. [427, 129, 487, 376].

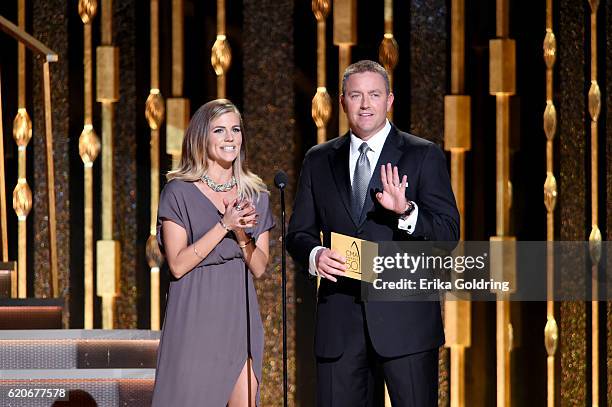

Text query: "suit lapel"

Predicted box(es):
[328, 135, 358, 227]
[358, 126, 404, 225]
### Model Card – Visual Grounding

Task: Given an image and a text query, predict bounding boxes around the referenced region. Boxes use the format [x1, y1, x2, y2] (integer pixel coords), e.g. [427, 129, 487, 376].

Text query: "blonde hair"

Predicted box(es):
[166, 99, 268, 200]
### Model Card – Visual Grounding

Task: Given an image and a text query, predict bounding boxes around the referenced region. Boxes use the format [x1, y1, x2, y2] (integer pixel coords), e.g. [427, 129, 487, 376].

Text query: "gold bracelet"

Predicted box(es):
[238, 238, 254, 249]
[193, 245, 205, 259]
[219, 220, 231, 232]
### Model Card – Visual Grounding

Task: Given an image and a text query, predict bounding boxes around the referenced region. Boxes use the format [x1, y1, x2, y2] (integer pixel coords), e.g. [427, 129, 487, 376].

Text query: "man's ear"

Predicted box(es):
[387, 92, 395, 111]
[340, 95, 347, 113]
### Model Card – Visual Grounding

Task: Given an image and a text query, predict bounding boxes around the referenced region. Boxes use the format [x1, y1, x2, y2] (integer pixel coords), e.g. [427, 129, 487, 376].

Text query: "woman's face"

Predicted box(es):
[206, 111, 242, 167]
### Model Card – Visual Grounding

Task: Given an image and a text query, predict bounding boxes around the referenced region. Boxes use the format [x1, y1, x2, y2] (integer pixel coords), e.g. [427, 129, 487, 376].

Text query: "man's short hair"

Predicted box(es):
[341, 60, 391, 95]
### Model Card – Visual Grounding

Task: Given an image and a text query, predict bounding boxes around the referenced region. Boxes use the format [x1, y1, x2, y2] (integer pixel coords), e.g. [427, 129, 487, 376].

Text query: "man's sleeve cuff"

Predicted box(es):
[397, 202, 419, 234]
[308, 246, 325, 276]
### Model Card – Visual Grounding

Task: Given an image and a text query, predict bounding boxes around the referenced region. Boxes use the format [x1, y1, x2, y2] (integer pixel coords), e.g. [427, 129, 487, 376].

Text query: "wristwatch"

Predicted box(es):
[399, 201, 415, 221]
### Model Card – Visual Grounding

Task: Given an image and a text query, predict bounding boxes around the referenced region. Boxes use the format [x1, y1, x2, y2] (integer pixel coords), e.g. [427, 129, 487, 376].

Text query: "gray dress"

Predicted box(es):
[151, 180, 274, 407]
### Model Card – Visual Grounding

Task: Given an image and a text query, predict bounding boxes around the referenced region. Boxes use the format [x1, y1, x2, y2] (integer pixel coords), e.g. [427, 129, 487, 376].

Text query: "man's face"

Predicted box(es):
[341, 71, 394, 140]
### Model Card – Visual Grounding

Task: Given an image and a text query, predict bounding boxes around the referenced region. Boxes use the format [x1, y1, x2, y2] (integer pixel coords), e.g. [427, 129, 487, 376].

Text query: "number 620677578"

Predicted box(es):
[7, 388, 68, 399]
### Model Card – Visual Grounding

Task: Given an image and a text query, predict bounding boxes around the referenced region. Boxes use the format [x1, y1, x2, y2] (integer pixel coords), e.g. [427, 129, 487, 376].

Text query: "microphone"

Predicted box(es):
[274, 170, 288, 190]
[274, 169, 288, 407]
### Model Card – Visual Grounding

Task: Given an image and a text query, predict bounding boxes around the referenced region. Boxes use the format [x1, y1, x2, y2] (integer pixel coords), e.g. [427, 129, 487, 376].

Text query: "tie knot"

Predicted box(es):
[359, 142, 370, 155]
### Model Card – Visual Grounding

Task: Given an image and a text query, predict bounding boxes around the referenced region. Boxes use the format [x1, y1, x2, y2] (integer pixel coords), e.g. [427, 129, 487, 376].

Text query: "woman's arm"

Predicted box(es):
[162, 220, 228, 279]
[236, 230, 270, 279]
[162, 197, 250, 279]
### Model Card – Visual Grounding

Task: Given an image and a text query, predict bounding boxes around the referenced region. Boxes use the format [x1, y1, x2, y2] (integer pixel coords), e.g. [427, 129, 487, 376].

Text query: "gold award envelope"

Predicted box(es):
[330, 232, 378, 283]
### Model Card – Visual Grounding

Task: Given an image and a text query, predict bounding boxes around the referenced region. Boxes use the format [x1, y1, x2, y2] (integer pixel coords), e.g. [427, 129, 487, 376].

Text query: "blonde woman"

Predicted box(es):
[151, 99, 274, 407]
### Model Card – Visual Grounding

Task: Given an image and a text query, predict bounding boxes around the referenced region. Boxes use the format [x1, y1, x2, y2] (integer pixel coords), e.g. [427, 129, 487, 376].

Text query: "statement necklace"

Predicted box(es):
[201, 174, 237, 192]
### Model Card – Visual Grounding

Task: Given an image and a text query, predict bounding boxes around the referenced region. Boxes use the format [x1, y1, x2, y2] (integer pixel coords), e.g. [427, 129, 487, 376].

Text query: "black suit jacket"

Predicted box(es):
[287, 125, 460, 358]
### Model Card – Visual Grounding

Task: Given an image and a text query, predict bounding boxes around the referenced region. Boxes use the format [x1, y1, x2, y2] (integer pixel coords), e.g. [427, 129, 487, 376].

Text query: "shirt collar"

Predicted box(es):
[349, 120, 391, 154]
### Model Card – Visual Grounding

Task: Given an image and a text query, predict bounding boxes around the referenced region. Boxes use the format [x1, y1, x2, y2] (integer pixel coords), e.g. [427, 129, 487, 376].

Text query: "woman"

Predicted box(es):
[151, 99, 274, 407]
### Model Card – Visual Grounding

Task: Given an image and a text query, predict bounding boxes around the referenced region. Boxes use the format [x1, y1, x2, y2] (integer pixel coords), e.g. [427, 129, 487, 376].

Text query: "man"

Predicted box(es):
[287, 60, 459, 406]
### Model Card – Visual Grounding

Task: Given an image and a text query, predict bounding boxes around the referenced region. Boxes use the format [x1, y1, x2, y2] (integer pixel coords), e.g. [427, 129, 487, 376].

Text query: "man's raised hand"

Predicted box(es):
[376, 163, 408, 214]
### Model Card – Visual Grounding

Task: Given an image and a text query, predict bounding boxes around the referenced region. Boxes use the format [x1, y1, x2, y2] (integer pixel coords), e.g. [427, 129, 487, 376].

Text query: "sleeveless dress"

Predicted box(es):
[151, 180, 274, 407]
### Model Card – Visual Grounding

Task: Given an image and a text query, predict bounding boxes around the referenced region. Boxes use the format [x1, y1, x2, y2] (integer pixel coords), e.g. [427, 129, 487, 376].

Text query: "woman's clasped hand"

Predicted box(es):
[222, 197, 259, 231]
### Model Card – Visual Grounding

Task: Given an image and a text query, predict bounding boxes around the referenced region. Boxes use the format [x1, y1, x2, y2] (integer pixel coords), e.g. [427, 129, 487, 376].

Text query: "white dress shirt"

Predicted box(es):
[308, 120, 419, 276]
[348, 121, 389, 184]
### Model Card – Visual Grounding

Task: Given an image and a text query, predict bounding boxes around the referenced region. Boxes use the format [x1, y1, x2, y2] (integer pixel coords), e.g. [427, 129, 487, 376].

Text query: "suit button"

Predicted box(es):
[356, 229, 363, 235]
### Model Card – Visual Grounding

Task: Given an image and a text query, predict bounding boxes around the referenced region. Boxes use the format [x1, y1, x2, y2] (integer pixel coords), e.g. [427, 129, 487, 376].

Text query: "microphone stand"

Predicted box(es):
[279, 185, 288, 407]
[274, 170, 289, 407]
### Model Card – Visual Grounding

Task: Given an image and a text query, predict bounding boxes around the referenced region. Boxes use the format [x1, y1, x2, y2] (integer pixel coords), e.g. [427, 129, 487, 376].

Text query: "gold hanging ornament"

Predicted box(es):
[211, 35, 232, 76]
[12, 108, 32, 147]
[543, 31, 556, 68]
[12, 181, 32, 219]
[78, 0, 98, 24]
[311, 87, 332, 129]
[79, 125, 101, 166]
[145, 89, 165, 130]
[543, 174, 557, 213]
[146, 234, 163, 270]
[379, 34, 399, 72]
[543, 102, 556, 141]
[588, 81, 600, 121]
[312, 0, 330, 20]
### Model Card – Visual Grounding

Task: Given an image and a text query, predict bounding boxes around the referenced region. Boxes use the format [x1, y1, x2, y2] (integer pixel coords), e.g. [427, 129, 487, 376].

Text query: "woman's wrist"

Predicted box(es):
[234, 228, 247, 240]
[219, 219, 232, 232]
[236, 231, 253, 248]
[238, 238, 254, 249]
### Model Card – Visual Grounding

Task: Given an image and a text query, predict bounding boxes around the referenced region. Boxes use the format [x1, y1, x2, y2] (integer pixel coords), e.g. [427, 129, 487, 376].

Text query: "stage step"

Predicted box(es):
[0, 369, 154, 406]
[0, 330, 160, 370]
[0, 299, 63, 329]
[0, 330, 160, 406]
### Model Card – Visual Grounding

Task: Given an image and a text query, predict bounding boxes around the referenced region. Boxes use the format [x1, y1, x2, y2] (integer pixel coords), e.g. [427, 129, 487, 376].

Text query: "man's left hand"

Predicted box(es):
[376, 163, 408, 215]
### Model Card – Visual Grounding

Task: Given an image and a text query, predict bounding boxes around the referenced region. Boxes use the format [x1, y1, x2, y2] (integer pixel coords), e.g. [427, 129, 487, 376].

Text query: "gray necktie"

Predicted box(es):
[352, 142, 371, 220]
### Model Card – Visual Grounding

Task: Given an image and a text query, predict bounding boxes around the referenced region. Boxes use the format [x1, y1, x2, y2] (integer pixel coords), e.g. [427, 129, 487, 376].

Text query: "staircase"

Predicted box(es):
[0, 277, 159, 406]
[0, 329, 160, 406]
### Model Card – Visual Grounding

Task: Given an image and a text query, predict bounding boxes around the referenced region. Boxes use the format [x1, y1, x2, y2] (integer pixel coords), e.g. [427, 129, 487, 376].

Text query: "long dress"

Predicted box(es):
[151, 179, 274, 407]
